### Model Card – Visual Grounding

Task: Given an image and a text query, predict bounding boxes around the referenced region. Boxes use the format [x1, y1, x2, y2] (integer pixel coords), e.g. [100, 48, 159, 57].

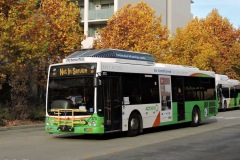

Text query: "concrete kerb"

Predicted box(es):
[0, 123, 44, 131]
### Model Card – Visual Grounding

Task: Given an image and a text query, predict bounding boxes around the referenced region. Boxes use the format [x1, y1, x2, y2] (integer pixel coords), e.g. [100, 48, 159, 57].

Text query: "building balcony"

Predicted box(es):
[80, 8, 114, 21]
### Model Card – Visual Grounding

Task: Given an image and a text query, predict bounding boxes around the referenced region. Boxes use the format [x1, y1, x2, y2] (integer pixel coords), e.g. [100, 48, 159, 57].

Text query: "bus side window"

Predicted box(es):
[142, 75, 160, 104]
[122, 73, 142, 105]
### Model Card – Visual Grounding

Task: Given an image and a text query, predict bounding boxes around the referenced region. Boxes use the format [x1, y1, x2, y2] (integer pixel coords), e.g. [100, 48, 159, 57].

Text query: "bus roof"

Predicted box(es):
[216, 74, 240, 87]
[58, 49, 215, 77]
[155, 63, 199, 71]
[216, 74, 228, 81]
[63, 49, 155, 65]
[228, 79, 240, 86]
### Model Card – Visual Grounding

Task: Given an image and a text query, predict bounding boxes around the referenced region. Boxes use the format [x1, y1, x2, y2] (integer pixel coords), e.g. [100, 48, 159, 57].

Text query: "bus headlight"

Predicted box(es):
[46, 122, 53, 126]
[92, 121, 96, 127]
[88, 121, 92, 126]
[88, 121, 96, 127]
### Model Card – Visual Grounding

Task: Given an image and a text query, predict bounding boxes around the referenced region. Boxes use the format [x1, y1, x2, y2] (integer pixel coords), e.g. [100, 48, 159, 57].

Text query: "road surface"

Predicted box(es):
[1, 110, 240, 160]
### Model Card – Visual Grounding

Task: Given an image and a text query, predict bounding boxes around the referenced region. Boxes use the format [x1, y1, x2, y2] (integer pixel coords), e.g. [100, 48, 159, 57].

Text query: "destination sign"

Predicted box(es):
[50, 64, 96, 77]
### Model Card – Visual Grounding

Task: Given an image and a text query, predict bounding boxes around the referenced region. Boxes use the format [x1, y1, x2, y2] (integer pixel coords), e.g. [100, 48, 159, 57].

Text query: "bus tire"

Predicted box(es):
[127, 112, 140, 137]
[190, 107, 200, 127]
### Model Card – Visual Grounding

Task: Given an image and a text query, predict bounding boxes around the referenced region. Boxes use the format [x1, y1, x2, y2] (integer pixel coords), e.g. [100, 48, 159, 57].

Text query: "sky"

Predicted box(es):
[191, 0, 240, 28]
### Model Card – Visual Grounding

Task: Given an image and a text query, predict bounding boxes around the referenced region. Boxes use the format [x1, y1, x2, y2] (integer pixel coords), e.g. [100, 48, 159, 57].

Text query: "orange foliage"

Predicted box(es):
[162, 9, 240, 79]
[93, 2, 170, 61]
[0, 0, 84, 119]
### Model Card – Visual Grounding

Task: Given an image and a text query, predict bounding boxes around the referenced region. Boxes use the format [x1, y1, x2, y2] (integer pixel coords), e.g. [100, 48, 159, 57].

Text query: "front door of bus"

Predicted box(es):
[102, 76, 122, 132]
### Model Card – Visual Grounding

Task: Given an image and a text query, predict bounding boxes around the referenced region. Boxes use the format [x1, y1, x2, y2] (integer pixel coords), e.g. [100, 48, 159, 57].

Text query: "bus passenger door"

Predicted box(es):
[174, 78, 185, 121]
[102, 75, 122, 132]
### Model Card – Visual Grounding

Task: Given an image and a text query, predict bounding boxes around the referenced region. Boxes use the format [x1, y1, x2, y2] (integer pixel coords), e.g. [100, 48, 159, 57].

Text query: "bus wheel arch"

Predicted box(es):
[127, 110, 142, 137]
[190, 106, 200, 127]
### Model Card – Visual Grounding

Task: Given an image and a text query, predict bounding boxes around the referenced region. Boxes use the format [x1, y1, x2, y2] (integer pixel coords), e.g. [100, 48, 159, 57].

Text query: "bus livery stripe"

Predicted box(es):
[152, 112, 160, 127]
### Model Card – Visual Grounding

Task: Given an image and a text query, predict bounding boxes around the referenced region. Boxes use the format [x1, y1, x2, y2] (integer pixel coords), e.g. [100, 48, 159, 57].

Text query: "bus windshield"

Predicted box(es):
[47, 64, 96, 116]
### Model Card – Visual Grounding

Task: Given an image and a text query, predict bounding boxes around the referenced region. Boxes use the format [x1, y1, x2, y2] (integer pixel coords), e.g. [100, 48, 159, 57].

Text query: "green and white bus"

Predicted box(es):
[216, 74, 240, 111]
[45, 49, 218, 136]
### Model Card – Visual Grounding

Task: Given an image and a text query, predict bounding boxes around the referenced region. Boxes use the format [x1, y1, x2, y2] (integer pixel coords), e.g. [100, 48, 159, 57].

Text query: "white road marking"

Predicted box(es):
[216, 116, 240, 119]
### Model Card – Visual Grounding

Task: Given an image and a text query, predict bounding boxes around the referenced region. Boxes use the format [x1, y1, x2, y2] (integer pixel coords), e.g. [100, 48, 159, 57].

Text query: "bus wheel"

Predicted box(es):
[190, 107, 200, 127]
[127, 112, 140, 137]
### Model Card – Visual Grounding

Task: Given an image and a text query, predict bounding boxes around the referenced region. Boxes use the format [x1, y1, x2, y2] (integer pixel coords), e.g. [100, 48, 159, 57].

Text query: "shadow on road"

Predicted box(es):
[53, 118, 218, 140]
[54, 131, 126, 140]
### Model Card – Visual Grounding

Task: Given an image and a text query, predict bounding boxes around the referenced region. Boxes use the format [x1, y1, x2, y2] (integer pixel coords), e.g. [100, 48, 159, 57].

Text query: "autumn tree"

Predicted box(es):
[31, 0, 84, 103]
[162, 9, 240, 79]
[0, 0, 84, 119]
[93, 2, 169, 60]
[0, 0, 16, 91]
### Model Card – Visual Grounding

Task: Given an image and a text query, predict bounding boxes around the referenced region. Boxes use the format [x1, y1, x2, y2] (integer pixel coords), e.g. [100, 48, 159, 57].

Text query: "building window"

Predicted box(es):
[101, 4, 109, 9]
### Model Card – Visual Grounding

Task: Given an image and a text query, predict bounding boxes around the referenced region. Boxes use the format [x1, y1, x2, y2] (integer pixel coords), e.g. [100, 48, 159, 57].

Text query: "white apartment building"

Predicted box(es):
[80, 0, 193, 49]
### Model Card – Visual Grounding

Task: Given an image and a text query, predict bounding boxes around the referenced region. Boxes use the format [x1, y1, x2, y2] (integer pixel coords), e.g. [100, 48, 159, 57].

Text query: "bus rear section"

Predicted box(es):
[216, 74, 240, 111]
[106, 72, 218, 136]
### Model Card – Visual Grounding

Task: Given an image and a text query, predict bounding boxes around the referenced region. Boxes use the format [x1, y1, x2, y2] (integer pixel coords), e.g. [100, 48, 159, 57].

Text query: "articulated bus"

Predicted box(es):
[45, 49, 218, 136]
[216, 74, 240, 111]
